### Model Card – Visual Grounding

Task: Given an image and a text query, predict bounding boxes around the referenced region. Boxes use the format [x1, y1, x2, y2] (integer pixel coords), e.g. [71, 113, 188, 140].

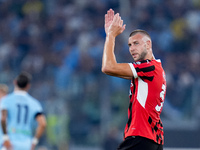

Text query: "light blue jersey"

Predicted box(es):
[0, 91, 43, 150]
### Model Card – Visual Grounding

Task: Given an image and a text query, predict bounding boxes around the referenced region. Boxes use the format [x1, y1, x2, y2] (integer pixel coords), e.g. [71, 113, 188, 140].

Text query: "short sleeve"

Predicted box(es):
[32, 100, 43, 119]
[34, 100, 43, 113]
[128, 63, 138, 78]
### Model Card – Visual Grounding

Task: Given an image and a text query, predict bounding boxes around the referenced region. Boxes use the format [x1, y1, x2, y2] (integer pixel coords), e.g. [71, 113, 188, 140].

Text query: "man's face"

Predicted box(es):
[128, 33, 148, 62]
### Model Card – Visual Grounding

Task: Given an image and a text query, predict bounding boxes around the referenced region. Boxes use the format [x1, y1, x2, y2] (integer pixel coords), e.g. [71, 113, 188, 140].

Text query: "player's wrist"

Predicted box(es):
[106, 33, 116, 39]
[32, 137, 39, 145]
[2, 134, 9, 142]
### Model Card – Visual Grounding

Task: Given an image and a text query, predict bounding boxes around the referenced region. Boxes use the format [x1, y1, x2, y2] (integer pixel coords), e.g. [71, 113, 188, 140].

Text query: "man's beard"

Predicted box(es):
[135, 48, 147, 61]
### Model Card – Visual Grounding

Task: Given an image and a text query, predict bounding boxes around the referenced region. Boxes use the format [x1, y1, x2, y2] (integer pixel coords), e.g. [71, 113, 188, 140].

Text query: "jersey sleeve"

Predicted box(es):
[129, 60, 155, 81]
[128, 63, 138, 78]
[32, 100, 43, 118]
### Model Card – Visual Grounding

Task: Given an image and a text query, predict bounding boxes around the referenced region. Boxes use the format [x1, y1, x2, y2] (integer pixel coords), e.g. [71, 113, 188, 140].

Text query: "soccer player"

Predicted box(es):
[0, 72, 46, 150]
[102, 9, 166, 150]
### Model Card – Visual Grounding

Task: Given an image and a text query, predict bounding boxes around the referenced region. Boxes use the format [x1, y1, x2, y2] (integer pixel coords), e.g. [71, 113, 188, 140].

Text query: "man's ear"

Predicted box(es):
[146, 40, 152, 50]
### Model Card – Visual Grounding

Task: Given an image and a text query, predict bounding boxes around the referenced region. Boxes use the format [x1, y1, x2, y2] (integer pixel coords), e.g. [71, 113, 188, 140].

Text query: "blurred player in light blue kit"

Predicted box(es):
[0, 72, 46, 150]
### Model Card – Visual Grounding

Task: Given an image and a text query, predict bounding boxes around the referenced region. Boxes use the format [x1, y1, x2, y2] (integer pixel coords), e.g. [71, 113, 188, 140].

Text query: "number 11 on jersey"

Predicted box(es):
[16, 104, 29, 124]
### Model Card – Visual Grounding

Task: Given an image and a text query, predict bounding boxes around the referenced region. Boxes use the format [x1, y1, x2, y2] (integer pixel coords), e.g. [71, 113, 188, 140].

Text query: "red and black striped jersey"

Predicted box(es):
[124, 59, 166, 145]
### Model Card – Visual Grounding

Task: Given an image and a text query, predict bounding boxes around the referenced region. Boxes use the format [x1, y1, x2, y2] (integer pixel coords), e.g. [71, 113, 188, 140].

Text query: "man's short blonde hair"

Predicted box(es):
[0, 84, 8, 94]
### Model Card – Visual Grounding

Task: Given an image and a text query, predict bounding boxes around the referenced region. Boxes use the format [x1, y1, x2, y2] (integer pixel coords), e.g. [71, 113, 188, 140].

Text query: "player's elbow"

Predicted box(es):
[102, 65, 112, 75]
[101, 66, 107, 74]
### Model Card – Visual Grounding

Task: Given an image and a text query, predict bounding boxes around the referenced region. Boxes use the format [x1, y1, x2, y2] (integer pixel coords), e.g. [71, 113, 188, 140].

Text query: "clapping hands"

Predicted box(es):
[104, 9, 126, 37]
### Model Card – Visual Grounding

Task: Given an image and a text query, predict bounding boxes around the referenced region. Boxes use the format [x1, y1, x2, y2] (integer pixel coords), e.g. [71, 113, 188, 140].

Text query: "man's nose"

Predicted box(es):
[129, 46, 135, 52]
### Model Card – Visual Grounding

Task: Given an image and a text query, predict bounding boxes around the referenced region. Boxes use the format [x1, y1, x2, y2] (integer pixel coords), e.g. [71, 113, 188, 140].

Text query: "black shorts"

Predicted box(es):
[117, 136, 163, 150]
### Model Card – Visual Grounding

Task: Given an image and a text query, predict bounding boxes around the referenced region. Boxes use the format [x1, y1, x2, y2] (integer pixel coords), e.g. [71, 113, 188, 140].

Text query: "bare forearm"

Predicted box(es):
[34, 115, 46, 139]
[34, 115, 46, 140]
[1, 110, 7, 134]
[1, 120, 7, 134]
[102, 34, 117, 73]
[34, 125, 45, 139]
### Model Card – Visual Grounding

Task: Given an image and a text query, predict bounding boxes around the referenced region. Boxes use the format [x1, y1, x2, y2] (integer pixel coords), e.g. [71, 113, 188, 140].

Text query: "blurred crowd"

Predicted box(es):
[1, 0, 200, 149]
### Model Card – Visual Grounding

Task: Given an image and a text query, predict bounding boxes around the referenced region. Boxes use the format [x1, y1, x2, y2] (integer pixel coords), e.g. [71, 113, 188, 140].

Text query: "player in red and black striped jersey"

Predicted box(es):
[102, 9, 166, 150]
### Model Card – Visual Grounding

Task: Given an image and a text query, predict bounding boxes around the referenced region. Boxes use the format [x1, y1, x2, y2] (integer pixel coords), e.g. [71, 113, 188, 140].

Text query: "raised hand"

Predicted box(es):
[104, 9, 126, 37]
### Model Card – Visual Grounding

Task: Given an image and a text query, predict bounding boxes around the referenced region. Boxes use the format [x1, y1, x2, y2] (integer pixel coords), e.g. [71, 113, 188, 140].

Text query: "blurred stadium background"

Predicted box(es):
[1, 0, 200, 149]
